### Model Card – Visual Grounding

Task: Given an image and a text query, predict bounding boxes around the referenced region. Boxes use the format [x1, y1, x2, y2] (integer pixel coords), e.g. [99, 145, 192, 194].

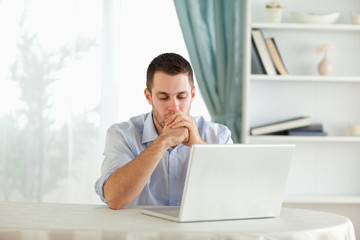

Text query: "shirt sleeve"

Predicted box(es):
[94, 124, 137, 204]
[94, 171, 113, 203]
[222, 126, 233, 144]
[195, 116, 234, 144]
[215, 124, 233, 144]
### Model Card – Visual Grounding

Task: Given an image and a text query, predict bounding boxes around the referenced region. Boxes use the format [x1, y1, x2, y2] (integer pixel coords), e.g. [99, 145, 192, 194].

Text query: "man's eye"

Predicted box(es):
[159, 97, 168, 100]
[178, 95, 187, 99]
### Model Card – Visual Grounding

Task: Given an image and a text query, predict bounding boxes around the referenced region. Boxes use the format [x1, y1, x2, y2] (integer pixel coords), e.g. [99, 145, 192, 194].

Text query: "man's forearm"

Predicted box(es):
[104, 136, 170, 210]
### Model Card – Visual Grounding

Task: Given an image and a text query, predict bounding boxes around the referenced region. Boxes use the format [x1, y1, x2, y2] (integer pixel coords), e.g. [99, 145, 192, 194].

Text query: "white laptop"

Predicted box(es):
[141, 144, 294, 222]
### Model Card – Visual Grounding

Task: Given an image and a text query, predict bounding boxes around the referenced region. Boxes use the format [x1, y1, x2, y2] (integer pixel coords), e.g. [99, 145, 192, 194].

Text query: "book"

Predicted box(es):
[251, 38, 266, 74]
[287, 130, 327, 136]
[270, 130, 327, 136]
[287, 123, 327, 136]
[251, 29, 277, 75]
[250, 116, 311, 136]
[265, 38, 288, 75]
[291, 123, 323, 132]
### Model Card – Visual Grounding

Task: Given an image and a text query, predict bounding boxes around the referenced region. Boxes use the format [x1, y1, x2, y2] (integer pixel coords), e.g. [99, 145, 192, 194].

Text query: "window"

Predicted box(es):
[0, 0, 209, 204]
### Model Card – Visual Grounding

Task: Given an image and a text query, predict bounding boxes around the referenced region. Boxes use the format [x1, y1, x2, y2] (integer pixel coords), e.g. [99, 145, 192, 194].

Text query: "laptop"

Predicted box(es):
[141, 144, 294, 222]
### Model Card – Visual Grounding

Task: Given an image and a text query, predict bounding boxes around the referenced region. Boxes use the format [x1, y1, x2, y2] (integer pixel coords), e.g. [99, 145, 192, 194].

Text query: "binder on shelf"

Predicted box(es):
[250, 116, 311, 136]
[251, 29, 277, 75]
[251, 38, 266, 74]
[265, 38, 288, 75]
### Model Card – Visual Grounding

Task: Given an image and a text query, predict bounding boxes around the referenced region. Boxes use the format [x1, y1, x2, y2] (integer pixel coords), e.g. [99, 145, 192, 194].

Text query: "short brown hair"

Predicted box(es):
[146, 53, 194, 93]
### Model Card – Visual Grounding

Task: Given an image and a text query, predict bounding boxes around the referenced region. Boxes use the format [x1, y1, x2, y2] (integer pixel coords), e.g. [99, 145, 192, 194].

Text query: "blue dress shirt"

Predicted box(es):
[95, 112, 233, 207]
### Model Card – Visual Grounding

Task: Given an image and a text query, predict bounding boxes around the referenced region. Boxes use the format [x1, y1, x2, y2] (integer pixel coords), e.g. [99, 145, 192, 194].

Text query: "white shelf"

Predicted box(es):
[284, 195, 360, 204]
[250, 75, 360, 83]
[251, 22, 360, 32]
[249, 135, 360, 143]
[246, 0, 360, 203]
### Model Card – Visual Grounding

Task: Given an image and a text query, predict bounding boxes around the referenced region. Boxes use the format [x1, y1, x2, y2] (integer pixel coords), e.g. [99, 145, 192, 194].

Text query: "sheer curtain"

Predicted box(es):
[0, 0, 209, 204]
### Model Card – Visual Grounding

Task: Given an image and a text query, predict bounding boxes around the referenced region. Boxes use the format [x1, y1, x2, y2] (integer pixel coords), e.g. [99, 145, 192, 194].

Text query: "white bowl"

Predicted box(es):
[351, 15, 360, 24]
[349, 123, 360, 136]
[291, 11, 340, 24]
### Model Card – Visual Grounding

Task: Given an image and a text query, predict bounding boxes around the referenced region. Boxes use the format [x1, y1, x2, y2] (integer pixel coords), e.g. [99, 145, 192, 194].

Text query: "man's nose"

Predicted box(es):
[168, 97, 179, 112]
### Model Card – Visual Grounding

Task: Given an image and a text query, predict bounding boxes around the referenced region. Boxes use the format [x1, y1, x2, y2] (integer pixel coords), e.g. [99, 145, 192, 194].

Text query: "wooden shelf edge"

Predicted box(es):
[283, 195, 360, 204]
[251, 22, 360, 31]
[247, 135, 360, 143]
[250, 75, 360, 83]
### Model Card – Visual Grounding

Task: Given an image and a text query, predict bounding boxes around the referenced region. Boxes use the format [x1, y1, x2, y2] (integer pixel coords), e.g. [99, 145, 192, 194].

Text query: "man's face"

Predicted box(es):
[144, 71, 195, 133]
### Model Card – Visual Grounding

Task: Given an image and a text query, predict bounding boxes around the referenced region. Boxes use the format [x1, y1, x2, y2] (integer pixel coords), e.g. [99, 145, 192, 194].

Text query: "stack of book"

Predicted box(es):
[250, 116, 327, 136]
[251, 29, 288, 75]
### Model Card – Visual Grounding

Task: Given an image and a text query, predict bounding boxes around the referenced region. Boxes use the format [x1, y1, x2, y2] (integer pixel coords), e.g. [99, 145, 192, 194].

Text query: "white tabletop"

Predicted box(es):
[0, 201, 356, 240]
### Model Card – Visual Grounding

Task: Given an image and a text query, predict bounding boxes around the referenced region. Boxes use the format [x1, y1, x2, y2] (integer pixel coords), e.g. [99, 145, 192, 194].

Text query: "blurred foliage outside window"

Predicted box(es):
[0, 0, 102, 203]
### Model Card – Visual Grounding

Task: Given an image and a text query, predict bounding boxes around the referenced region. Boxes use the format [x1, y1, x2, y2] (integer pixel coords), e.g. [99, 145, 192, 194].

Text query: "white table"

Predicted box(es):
[0, 201, 356, 240]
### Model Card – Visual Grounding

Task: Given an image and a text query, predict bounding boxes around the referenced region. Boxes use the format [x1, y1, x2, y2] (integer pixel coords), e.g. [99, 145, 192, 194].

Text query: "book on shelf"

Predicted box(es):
[251, 29, 277, 75]
[287, 123, 327, 136]
[271, 124, 328, 136]
[250, 116, 311, 136]
[287, 130, 327, 136]
[290, 123, 324, 132]
[265, 38, 288, 75]
[251, 37, 266, 74]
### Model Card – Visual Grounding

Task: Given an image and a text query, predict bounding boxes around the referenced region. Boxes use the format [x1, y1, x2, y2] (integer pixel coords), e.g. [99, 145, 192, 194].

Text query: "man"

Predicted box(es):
[95, 53, 232, 209]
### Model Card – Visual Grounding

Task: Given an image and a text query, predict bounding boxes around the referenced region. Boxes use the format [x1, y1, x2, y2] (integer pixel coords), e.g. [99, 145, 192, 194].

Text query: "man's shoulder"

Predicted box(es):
[192, 115, 229, 131]
[192, 115, 232, 144]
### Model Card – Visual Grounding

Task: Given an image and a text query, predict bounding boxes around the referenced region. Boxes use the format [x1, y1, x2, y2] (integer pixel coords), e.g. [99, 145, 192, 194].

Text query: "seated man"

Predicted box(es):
[95, 53, 233, 209]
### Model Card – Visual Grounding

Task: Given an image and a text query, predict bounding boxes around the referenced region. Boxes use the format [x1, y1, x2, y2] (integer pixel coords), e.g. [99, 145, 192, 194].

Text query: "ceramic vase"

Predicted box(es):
[265, 8, 284, 23]
[318, 55, 333, 76]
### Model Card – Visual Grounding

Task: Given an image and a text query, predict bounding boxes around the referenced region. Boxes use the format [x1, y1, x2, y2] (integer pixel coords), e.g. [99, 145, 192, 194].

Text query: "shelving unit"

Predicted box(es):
[242, 0, 360, 204]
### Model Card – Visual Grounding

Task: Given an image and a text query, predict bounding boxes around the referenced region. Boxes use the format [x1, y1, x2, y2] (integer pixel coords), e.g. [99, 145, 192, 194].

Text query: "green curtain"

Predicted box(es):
[174, 0, 245, 143]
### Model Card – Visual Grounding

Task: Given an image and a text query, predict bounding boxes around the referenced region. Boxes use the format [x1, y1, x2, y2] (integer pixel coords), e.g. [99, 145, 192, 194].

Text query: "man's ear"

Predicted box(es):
[144, 88, 152, 105]
[191, 86, 196, 102]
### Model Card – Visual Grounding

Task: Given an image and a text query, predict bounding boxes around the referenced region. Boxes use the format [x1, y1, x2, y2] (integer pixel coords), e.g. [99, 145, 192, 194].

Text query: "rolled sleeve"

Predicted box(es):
[94, 122, 142, 204]
[94, 171, 113, 204]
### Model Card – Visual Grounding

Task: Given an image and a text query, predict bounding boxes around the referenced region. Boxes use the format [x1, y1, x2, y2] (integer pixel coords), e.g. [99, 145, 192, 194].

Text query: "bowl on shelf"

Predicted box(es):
[350, 14, 360, 24]
[291, 11, 340, 24]
[349, 123, 360, 136]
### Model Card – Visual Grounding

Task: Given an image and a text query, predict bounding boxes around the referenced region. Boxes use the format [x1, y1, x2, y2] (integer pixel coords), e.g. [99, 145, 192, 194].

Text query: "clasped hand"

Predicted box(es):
[162, 110, 204, 148]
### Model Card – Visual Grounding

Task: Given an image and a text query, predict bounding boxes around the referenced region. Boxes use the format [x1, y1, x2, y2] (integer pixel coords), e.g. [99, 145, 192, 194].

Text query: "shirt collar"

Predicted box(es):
[142, 112, 159, 144]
